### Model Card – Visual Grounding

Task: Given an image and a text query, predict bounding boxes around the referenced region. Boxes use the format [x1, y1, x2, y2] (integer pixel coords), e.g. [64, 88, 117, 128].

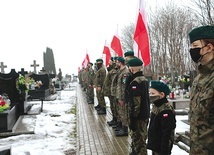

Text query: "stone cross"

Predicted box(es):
[30, 60, 39, 73]
[18, 68, 28, 76]
[0, 62, 7, 73]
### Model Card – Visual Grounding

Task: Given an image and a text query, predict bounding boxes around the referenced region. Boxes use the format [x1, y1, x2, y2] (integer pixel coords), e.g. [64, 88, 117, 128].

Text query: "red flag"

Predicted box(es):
[134, 0, 150, 66]
[103, 41, 111, 66]
[110, 26, 123, 57]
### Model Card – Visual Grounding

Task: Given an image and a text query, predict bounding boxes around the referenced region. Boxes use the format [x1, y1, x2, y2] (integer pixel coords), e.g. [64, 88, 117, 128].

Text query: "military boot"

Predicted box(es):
[114, 122, 122, 131]
[94, 105, 101, 110]
[88, 97, 94, 104]
[115, 126, 128, 137]
[107, 118, 117, 126]
[97, 108, 106, 115]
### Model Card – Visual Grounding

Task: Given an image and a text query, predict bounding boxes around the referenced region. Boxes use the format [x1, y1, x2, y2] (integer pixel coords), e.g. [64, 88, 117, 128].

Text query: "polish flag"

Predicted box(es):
[110, 26, 123, 57]
[103, 41, 111, 66]
[133, 0, 150, 66]
[82, 52, 90, 68]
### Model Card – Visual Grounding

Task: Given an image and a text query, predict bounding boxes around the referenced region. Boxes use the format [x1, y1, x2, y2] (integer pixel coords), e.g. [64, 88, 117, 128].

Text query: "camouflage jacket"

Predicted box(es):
[111, 69, 120, 97]
[103, 68, 117, 96]
[189, 58, 214, 152]
[128, 71, 150, 120]
[94, 66, 106, 88]
[87, 68, 94, 85]
[116, 67, 129, 101]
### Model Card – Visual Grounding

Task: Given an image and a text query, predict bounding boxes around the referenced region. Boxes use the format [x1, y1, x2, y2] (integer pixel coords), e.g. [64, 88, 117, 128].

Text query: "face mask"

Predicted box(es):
[189, 45, 207, 63]
[150, 95, 160, 103]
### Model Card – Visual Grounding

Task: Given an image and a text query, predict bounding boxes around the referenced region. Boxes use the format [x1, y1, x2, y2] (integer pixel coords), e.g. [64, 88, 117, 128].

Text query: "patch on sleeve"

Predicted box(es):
[132, 86, 137, 90]
[163, 113, 168, 118]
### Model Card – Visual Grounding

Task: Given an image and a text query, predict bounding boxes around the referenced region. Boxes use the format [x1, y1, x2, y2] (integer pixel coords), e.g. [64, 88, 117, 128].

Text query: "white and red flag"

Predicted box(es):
[110, 26, 123, 57]
[133, 0, 150, 67]
[82, 52, 90, 68]
[102, 40, 111, 67]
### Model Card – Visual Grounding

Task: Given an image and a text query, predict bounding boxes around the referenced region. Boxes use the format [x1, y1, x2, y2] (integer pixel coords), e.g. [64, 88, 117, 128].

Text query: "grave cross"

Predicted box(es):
[18, 68, 28, 76]
[30, 60, 39, 73]
[0, 62, 7, 73]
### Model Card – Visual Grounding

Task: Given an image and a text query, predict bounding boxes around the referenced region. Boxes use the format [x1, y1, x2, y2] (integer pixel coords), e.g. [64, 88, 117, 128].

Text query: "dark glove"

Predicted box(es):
[129, 119, 137, 131]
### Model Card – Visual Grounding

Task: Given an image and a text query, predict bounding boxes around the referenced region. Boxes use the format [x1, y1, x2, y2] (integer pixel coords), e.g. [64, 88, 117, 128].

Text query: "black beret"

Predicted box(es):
[189, 25, 214, 43]
[150, 80, 170, 96]
[127, 58, 143, 67]
[124, 51, 134, 57]
[96, 59, 103, 63]
[117, 57, 125, 63]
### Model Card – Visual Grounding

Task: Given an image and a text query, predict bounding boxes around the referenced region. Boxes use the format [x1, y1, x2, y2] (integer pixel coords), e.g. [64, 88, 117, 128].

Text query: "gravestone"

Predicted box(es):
[30, 60, 39, 74]
[0, 69, 26, 132]
[0, 62, 7, 73]
[28, 73, 51, 100]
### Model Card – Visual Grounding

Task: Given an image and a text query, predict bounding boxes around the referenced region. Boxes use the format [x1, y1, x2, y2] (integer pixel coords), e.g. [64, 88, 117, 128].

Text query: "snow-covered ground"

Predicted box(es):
[0, 83, 77, 155]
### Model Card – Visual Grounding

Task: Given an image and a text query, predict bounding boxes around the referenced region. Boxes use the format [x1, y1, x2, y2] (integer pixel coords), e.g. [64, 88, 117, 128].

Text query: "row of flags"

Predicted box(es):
[80, 0, 150, 70]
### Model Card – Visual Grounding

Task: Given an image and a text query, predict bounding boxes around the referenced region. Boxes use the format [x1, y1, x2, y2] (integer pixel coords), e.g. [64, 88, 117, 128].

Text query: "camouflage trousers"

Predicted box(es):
[117, 102, 128, 127]
[129, 119, 149, 155]
[190, 142, 214, 155]
[96, 89, 105, 108]
[108, 95, 116, 118]
[87, 85, 94, 98]
[112, 97, 118, 119]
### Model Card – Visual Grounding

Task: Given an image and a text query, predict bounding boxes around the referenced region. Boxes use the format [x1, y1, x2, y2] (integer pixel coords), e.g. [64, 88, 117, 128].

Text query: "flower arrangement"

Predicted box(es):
[0, 95, 10, 112]
[160, 75, 171, 84]
[17, 75, 28, 92]
[35, 80, 43, 88]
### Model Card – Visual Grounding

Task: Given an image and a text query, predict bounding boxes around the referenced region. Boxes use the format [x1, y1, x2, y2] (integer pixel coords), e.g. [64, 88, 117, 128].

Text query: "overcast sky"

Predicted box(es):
[0, 0, 187, 75]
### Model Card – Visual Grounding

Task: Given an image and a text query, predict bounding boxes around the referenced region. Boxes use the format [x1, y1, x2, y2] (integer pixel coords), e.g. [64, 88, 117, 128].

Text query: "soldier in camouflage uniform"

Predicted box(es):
[147, 81, 176, 155]
[110, 57, 121, 129]
[114, 57, 129, 137]
[87, 62, 95, 104]
[93, 59, 107, 114]
[127, 58, 150, 155]
[103, 57, 118, 126]
[188, 25, 214, 155]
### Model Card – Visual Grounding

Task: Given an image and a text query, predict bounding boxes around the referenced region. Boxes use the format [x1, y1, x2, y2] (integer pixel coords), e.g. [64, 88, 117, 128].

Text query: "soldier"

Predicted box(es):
[114, 57, 129, 137]
[103, 57, 118, 126]
[127, 58, 150, 155]
[188, 25, 214, 155]
[93, 59, 106, 114]
[147, 80, 176, 155]
[87, 62, 95, 104]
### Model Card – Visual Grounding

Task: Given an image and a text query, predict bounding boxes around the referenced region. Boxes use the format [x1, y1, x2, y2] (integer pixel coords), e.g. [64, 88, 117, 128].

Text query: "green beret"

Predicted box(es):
[127, 58, 143, 67]
[117, 57, 125, 63]
[114, 56, 118, 60]
[96, 59, 103, 63]
[124, 51, 134, 57]
[88, 62, 93, 66]
[150, 80, 170, 96]
[189, 25, 214, 43]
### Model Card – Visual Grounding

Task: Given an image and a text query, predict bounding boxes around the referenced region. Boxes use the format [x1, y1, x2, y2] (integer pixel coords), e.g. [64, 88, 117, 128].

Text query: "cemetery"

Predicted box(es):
[0, 60, 65, 154]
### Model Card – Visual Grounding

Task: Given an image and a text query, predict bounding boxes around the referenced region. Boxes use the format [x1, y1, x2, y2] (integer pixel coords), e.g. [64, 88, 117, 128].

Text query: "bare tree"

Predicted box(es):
[121, 22, 135, 51]
[191, 0, 214, 25]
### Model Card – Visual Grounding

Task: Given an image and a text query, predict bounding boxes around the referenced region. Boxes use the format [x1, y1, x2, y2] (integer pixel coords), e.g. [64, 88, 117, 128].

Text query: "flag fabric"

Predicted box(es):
[103, 41, 111, 66]
[110, 26, 123, 57]
[82, 52, 90, 68]
[133, 0, 150, 66]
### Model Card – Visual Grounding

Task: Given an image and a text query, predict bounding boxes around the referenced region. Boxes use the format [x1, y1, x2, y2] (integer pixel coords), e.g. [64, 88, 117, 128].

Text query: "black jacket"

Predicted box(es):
[147, 98, 176, 155]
